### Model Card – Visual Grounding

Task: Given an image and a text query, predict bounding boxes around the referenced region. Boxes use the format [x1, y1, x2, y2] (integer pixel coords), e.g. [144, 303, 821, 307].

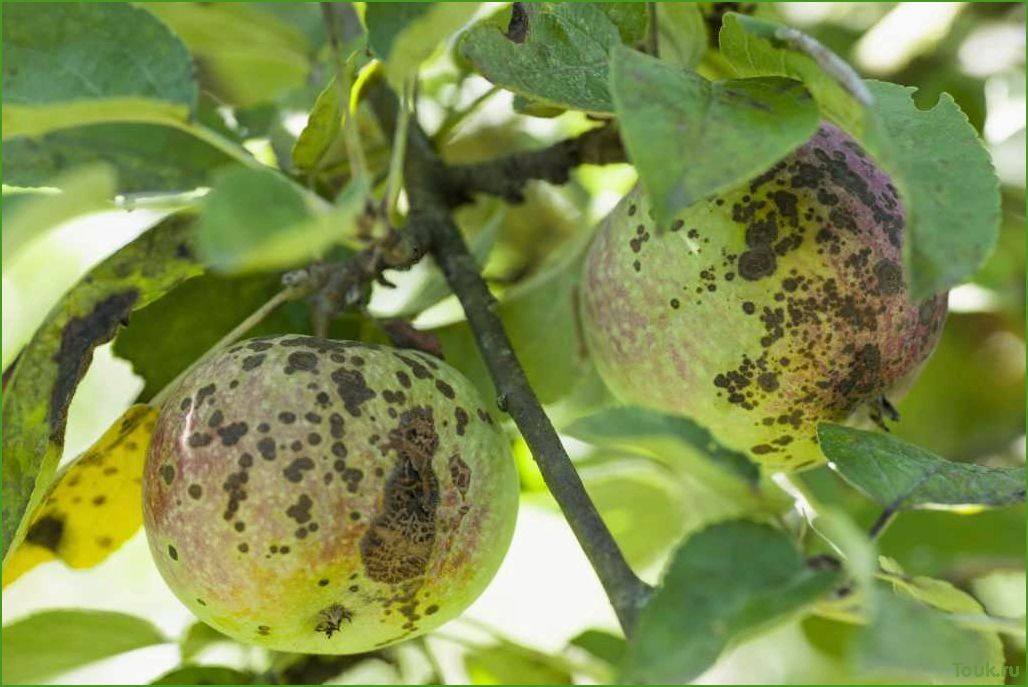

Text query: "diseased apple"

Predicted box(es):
[580, 124, 947, 471]
[143, 335, 518, 653]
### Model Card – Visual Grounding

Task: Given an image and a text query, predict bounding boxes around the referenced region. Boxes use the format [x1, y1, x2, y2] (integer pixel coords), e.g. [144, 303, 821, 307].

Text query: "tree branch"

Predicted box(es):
[365, 82, 650, 633]
[446, 124, 626, 203]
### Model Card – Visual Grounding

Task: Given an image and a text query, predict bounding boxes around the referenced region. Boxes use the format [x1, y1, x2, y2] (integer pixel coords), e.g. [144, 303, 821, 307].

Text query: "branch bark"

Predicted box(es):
[446, 124, 626, 203]
[365, 82, 650, 633]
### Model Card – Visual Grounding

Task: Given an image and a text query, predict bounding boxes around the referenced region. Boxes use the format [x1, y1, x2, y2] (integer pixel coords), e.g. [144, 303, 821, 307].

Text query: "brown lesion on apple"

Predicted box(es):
[314, 604, 352, 638]
[359, 407, 440, 584]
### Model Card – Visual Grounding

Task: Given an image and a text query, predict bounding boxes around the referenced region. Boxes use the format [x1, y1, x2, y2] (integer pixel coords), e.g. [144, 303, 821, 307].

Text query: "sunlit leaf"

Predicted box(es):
[464, 641, 573, 685]
[2, 3, 196, 138]
[568, 629, 627, 666]
[657, 3, 708, 68]
[3, 123, 239, 195]
[1, 610, 167, 685]
[146, 3, 310, 108]
[292, 75, 345, 173]
[2, 405, 157, 588]
[580, 459, 690, 569]
[179, 621, 236, 663]
[818, 424, 1026, 511]
[1, 214, 203, 562]
[1, 164, 116, 266]
[431, 223, 593, 405]
[151, 666, 253, 685]
[610, 45, 819, 224]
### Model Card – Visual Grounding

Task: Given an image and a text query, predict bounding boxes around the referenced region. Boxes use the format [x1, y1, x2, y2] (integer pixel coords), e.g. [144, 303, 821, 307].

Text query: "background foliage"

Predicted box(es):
[2, 2, 1025, 684]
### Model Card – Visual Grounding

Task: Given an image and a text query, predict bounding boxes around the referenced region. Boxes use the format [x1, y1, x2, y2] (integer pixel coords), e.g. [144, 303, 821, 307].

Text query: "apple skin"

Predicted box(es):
[580, 124, 947, 471]
[143, 335, 518, 653]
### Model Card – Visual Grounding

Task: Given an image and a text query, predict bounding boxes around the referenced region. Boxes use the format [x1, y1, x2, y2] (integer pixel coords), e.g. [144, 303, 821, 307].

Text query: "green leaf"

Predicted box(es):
[880, 506, 1026, 579]
[195, 167, 364, 273]
[179, 621, 236, 663]
[853, 588, 1005, 684]
[1, 214, 203, 562]
[609, 46, 819, 224]
[114, 273, 281, 401]
[718, 13, 873, 139]
[568, 629, 627, 666]
[460, 3, 632, 113]
[3, 123, 239, 194]
[580, 459, 691, 569]
[1, 610, 167, 685]
[366, 3, 432, 58]
[464, 642, 573, 685]
[566, 406, 759, 485]
[145, 3, 311, 108]
[878, 556, 997, 616]
[622, 520, 840, 684]
[367, 3, 482, 89]
[152, 666, 253, 685]
[2, 3, 196, 138]
[817, 424, 1026, 511]
[657, 2, 708, 68]
[864, 80, 1001, 298]
[595, 4, 650, 46]
[1, 164, 116, 266]
[291, 76, 345, 173]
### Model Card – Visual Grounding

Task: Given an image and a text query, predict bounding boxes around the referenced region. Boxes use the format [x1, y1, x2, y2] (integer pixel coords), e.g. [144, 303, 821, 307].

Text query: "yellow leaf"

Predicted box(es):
[2, 405, 157, 588]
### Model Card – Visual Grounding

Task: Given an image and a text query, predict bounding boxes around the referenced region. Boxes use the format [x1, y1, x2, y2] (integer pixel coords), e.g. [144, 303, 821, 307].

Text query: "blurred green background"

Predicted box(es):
[2, 2, 1024, 684]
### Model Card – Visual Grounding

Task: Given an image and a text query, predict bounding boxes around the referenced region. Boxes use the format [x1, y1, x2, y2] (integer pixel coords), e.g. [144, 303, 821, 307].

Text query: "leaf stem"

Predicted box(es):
[433, 84, 501, 145]
[867, 505, 898, 541]
[321, 3, 370, 191]
[383, 79, 413, 224]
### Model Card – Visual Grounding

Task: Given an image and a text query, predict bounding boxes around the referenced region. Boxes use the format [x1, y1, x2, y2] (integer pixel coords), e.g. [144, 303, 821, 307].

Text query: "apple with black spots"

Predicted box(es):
[143, 335, 518, 653]
[580, 124, 947, 471]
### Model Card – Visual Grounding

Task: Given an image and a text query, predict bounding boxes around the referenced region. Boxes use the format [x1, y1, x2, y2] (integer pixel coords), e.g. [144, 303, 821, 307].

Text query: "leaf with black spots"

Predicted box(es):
[1, 214, 203, 562]
[2, 405, 157, 588]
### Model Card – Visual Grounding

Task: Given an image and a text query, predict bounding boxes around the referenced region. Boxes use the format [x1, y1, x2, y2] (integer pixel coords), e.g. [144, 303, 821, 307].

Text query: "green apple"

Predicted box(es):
[580, 125, 947, 471]
[144, 336, 518, 653]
